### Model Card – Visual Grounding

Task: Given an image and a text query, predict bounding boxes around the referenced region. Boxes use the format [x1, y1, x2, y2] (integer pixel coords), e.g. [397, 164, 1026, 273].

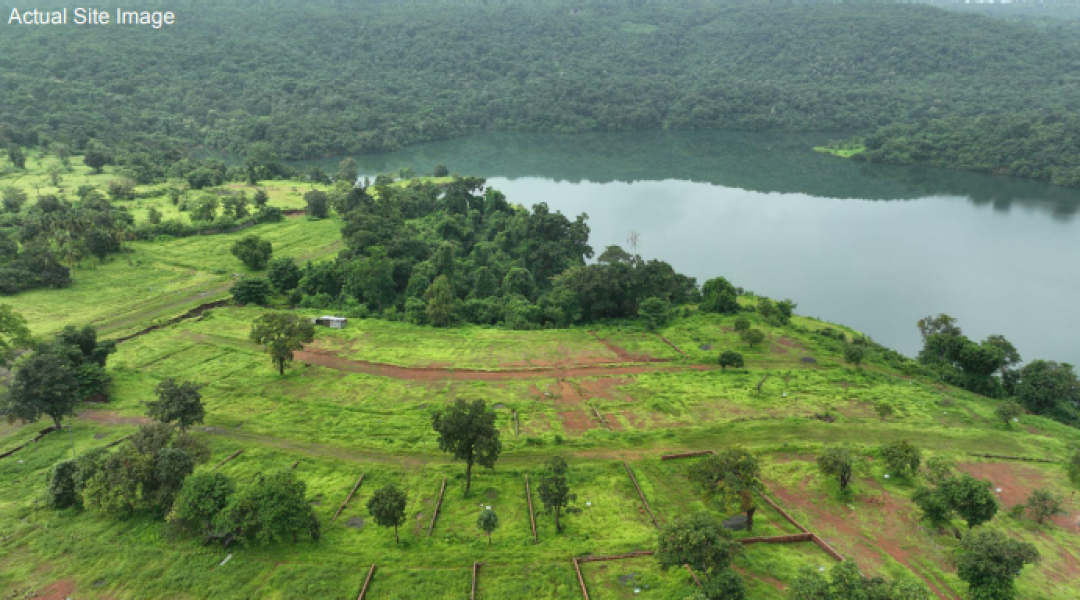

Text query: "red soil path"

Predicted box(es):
[294, 350, 706, 381]
[588, 332, 664, 363]
[767, 476, 961, 600]
[32, 579, 76, 600]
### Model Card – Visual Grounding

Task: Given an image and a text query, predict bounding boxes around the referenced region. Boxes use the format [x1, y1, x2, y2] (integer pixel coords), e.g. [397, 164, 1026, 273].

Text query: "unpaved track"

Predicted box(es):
[294, 350, 708, 380]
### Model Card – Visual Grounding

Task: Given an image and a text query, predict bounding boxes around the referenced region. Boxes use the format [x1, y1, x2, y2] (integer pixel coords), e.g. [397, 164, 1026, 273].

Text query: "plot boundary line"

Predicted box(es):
[525, 473, 538, 543]
[427, 475, 447, 537]
[622, 461, 659, 529]
[213, 449, 243, 470]
[357, 563, 376, 600]
[332, 474, 365, 523]
[471, 561, 481, 600]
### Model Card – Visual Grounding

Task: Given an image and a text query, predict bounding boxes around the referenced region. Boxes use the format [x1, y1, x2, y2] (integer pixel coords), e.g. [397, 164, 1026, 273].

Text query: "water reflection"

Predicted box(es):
[298, 131, 1080, 221]
[291, 131, 1080, 363]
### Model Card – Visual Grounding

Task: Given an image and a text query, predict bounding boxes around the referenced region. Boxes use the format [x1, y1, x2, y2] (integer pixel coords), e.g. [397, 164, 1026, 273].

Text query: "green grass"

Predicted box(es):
[1, 174, 1078, 598]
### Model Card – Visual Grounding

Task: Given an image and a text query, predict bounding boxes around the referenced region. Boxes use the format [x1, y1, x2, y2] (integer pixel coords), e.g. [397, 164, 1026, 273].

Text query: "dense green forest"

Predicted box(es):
[829, 114, 1080, 188]
[3, 1, 1080, 161]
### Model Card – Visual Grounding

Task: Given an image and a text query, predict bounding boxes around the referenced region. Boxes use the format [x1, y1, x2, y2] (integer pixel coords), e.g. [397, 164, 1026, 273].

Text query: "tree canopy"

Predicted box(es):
[249, 313, 316, 375]
[431, 399, 501, 497]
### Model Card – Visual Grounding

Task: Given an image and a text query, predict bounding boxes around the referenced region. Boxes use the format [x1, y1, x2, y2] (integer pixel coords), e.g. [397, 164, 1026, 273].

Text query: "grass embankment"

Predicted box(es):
[0, 162, 1078, 598]
[813, 144, 866, 159]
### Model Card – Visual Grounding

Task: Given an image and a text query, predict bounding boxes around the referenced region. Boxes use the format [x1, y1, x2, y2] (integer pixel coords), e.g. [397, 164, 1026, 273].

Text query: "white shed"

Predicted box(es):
[313, 316, 347, 329]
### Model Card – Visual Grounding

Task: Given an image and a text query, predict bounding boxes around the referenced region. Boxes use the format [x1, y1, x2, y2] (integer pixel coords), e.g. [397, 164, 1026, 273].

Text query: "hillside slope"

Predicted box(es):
[2, 2, 1079, 157]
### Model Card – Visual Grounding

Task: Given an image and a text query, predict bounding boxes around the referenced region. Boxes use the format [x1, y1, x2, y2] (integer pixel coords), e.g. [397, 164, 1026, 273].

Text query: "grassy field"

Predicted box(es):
[1, 159, 1079, 599]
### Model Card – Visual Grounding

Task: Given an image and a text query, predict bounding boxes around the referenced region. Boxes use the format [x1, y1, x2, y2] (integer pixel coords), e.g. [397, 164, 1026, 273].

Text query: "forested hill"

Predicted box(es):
[2, 1, 1080, 158]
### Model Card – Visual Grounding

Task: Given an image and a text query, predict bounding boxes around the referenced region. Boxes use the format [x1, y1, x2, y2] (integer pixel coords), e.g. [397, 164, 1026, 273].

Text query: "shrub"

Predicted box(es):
[638, 297, 672, 331]
[230, 277, 273, 306]
[995, 400, 1024, 428]
[844, 344, 865, 367]
[1025, 488, 1065, 524]
[47, 459, 80, 509]
[230, 235, 273, 270]
[880, 440, 921, 478]
[267, 257, 302, 292]
[254, 205, 283, 223]
[733, 316, 750, 332]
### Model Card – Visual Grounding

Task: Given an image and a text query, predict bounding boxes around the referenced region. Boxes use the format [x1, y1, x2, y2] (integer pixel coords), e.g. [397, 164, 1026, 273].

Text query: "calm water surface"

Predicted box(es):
[306, 131, 1080, 364]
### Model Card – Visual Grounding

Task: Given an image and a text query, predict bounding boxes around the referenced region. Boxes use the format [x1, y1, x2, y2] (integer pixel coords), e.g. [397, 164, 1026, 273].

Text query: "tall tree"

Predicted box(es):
[655, 512, 743, 582]
[431, 399, 501, 497]
[249, 313, 316, 375]
[817, 445, 855, 493]
[689, 447, 764, 532]
[536, 456, 580, 533]
[146, 378, 205, 431]
[303, 190, 330, 219]
[169, 472, 236, 540]
[941, 475, 999, 530]
[219, 470, 320, 544]
[879, 440, 921, 478]
[956, 529, 1038, 600]
[83, 147, 108, 173]
[367, 484, 407, 544]
[2, 352, 80, 429]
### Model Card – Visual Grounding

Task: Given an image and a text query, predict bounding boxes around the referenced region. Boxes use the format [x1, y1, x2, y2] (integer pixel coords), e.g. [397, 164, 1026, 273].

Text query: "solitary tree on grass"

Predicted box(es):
[2, 352, 80, 430]
[733, 316, 750, 333]
[477, 507, 498, 546]
[742, 328, 765, 349]
[367, 484, 407, 544]
[718, 350, 744, 370]
[875, 402, 895, 421]
[956, 529, 1038, 600]
[147, 378, 205, 431]
[817, 444, 855, 494]
[304, 190, 330, 219]
[536, 456, 580, 533]
[1025, 488, 1064, 525]
[83, 147, 108, 173]
[995, 400, 1024, 428]
[880, 440, 922, 478]
[688, 447, 764, 532]
[431, 399, 501, 497]
[249, 313, 315, 375]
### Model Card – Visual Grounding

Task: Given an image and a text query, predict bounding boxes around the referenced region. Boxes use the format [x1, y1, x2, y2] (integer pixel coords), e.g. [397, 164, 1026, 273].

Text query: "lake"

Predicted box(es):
[303, 131, 1080, 365]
